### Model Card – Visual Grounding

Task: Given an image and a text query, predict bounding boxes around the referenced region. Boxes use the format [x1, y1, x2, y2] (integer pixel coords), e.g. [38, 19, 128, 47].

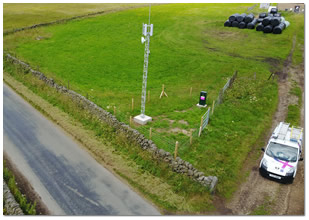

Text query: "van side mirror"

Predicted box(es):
[299, 157, 303, 161]
[261, 148, 265, 152]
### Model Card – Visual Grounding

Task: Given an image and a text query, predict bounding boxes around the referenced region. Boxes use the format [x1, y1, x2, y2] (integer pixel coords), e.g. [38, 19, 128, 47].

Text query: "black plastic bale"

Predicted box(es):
[262, 17, 272, 26]
[224, 20, 232, 27]
[259, 12, 267, 18]
[263, 24, 273, 33]
[247, 18, 258, 29]
[270, 7, 278, 14]
[256, 23, 264, 31]
[257, 18, 264, 23]
[273, 22, 286, 34]
[244, 13, 254, 23]
[271, 17, 281, 26]
[229, 13, 240, 22]
[232, 21, 239, 27]
[274, 13, 281, 17]
[238, 21, 247, 29]
[268, 13, 274, 17]
[236, 13, 247, 22]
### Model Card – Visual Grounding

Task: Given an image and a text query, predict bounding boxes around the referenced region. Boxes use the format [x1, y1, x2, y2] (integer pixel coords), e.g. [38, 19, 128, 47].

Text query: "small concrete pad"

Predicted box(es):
[196, 104, 207, 108]
[134, 114, 152, 125]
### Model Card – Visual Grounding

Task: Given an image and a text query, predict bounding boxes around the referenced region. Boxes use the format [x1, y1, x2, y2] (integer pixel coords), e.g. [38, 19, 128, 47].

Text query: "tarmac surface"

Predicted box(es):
[3, 83, 160, 215]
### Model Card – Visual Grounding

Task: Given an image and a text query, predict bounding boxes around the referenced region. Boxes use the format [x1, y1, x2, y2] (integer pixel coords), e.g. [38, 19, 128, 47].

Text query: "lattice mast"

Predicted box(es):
[140, 5, 153, 118]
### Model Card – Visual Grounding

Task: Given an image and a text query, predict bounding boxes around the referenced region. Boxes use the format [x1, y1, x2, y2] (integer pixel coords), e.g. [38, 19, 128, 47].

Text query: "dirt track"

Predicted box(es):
[219, 35, 304, 215]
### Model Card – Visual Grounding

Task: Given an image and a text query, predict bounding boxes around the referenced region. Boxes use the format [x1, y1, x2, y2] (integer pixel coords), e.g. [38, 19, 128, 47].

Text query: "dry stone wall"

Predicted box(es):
[5, 53, 218, 192]
[3, 180, 24, 215]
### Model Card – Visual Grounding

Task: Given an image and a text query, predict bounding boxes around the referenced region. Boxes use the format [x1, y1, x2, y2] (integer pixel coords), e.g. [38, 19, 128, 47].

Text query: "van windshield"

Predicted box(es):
[266, 142, 298, 162]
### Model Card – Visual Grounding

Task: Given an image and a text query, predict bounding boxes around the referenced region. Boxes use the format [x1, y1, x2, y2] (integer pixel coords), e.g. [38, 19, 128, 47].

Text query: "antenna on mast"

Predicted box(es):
[149, 4, 151, 25]
[134, 4, 153, 125]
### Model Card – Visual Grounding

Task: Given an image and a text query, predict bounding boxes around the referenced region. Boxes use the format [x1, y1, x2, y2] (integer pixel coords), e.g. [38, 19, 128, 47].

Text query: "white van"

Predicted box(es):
[259, 122, 303, 183]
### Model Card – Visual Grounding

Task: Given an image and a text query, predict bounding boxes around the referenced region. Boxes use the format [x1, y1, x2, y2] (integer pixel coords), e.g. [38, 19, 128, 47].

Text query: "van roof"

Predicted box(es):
[271, 122, 303, 148]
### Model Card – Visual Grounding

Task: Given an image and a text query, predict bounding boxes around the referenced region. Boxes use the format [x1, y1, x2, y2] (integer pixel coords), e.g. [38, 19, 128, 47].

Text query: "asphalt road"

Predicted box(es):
[3, 83, 160, 215]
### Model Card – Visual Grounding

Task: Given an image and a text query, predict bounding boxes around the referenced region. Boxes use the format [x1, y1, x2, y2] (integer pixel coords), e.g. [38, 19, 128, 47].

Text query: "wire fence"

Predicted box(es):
[213, 70, 238, 110]
[134, 119, 201, 156]
[105, 70, 238, 156]
[130, 71, 239, 157]
[197, 70, 238, 138]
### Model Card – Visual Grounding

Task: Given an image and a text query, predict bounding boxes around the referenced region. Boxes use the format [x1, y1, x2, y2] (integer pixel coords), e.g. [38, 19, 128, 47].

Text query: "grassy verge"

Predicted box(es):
[286, 81, 302, 126]
[3, 160, 36, 215]
[287, 13, 305, 65]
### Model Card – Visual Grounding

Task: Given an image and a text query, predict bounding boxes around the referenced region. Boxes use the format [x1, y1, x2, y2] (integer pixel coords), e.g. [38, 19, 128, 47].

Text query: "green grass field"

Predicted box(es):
[3, 3, 304, 199]
[3, 3, 149, 32]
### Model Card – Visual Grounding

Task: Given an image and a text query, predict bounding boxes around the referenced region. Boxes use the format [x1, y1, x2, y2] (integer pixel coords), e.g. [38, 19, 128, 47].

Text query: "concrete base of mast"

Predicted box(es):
[134, 114, 152, 125]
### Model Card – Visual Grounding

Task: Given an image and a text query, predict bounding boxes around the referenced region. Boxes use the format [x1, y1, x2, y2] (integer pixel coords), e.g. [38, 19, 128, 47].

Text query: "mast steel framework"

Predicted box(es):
[140, 23, 153, 117]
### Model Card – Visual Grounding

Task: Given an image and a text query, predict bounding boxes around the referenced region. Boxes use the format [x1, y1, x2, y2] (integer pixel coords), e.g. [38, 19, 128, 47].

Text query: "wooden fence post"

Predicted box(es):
[160, 84, 164, 98]
[190, 129, 193, 145]
[160, 84, 168, 98]
[234, 70, 238, 79]
[174, 141, 179, 159]
[149, 127, 152, 140]
[198, 115, 203, 137]
[219, 89, 223, 104]
[268, 72, 274, 80]
[198, 127, 202, 137]
[132, 98, 134, 111]
[200, 115, 203, 128]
